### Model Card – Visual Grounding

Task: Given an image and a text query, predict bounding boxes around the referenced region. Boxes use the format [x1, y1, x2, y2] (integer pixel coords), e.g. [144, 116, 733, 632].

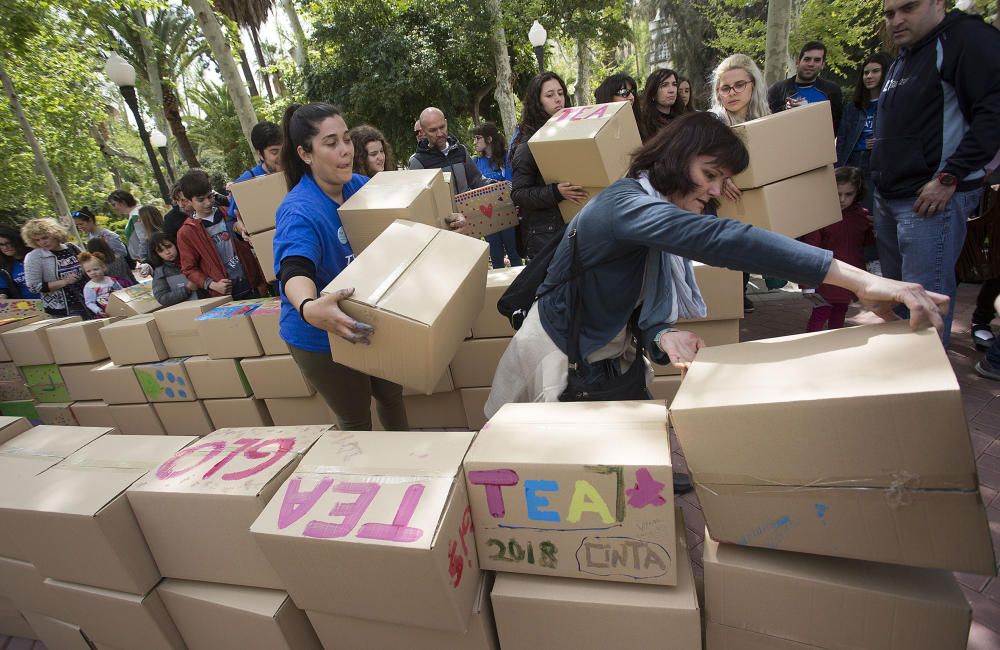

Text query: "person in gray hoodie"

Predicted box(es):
[148, 232, 198, 306]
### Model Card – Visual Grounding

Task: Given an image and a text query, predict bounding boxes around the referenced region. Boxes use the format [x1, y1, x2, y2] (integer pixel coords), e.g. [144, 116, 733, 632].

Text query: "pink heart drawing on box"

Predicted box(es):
[479, 204, 494, 218]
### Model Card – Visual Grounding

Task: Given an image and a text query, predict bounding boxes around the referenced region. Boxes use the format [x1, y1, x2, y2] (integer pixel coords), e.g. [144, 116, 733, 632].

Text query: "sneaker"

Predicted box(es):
[973, 324, 995, 350]
[673, 472, 694, 496]
[743, 296, 755, 313]
[975, 359, 1000, 380]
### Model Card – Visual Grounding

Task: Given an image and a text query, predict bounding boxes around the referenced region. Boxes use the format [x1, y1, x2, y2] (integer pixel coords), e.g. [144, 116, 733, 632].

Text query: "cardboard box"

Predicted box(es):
[197, 300, 268, 359]
[251, 430, 481, 631]
[228, 170, 288, 234]
[649, 375, 683, 404]
[20, 612, 94, 650]
[702, 532, 971, 650]
[718, 165, 840, 239]
[491, 508, 699, 650]
[0, 380, 31, 401]
[557, 185, 610, 223]
[185, 355, 252, 398]
[0, 316, 80, 366]
[92, 361, 148, 404]
[705, 623, 827, 650]
[323, 220, 489, 394]
[205, 397, 273, 428]
[22, 363, 70, 403]
[37, 402, 78, 426]
[158, 579, 322, 650]
[0, 600, 35, 639]
[129, 426, 328, 588]
[106, 281, 161, 316]
[70, 401, 116, 428]
[0, 360, 22, 382]
[404, 390, 469, 429]
[0, 548, 72, 621]
[449, 338, 510, 389]
[0, 415, 31, 444]
[250, 298, 288, 355]
[0, 297, 44, 317]
[401, 368, 455, 396]
[250, 228, 276, 283]
[339, 169, 452, 254]
[134, 358, 196, 402]
[681, 262, 744, 323]
[241, 355, 314, 398]
[472, 267, 523, 338]
[45, 318, 113, 365]
[460, 387, 490, 430]
[0, 399, 40, 423]
[8, 434, 197, 594]
[653, 319, 741, 377]
[99, 314, 168, 365]
[154, 296, 232, 358]
[464, 401, 676, 585]
[669, 321, 995, 573]
[527, 102, 642, 188]
[264, 395, 334, 426]
[59, 361, 106, 401]
[730, 101, 837, 189]
[153, 401, 215, 436]
[0, 309, 47, 362]
[455, 181, 518, 239]
[110, 403, 167, 435]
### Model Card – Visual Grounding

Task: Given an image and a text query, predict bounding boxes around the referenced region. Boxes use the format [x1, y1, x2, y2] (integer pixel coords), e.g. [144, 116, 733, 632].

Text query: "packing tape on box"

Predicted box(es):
[60, 457, 161, 471]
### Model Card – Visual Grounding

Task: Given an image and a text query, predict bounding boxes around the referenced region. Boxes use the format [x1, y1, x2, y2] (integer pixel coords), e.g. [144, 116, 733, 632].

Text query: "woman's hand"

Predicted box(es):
[658, 330, 704, 370]
[823, 259, 948, 332]
[723, 178, 742, 202]
[557, 183, 589, 204]
[445, 213, 471, 235]
[303, 288, 375, 344]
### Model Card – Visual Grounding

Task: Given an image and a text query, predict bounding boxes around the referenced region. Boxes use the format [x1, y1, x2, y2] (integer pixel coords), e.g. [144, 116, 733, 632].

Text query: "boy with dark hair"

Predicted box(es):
[177, 169, 267, 299]
[163, 183, 193, 240]
[228, 121, 284, 222]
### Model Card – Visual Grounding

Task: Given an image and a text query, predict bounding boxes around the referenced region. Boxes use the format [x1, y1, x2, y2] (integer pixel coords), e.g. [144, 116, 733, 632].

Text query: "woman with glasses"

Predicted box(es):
[836, 53, 893, 213]
[0, 225, 40, 299]
[640, 68, 683, 141]
[595, 73, 643, 131]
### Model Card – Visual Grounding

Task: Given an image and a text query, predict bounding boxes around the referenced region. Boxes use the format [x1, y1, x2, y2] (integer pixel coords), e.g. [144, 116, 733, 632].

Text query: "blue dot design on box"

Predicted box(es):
[155, 369, 188, 399]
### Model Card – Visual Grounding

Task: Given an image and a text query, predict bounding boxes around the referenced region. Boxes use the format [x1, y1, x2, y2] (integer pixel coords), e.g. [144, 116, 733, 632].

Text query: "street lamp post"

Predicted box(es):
[104, 53, 171, 203]
[150, 129, 175, 186]
[529, 21, 547, 72]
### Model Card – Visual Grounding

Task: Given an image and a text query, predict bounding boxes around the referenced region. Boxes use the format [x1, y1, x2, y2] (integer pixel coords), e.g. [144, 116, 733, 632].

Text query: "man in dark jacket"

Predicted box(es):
[766, 41, 843, 134]
[872, 0, 1000, 345]
[408, 107, 490, 194]
[163, 183, 192, 240]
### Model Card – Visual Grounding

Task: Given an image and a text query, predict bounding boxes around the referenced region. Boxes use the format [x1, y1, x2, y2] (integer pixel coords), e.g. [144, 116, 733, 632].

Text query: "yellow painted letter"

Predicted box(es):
[566, 480, 614, 524]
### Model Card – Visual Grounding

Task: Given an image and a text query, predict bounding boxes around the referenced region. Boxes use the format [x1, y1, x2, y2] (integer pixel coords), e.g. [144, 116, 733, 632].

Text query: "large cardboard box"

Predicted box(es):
[110, 403, 167, 435]
[0, 308, 47, 363]
[153, 401, 215, 436]
[702, 532, 971, 650]
[401, 368, 454, 396]
[251, 430, 481, 631]
[128, 426, 327, 588]
[8, 435, 197, 594]
[59, 361, 106, 401]
[472, 267, 523, 338]
[21, 612, 94, 650]
[250, 229, 277, 283]
[205, 397, 273, 428]
[0, 550, 72, 621]
[185, 355, 252, 398]
[134, 358, 197, 402]
[1, 316, 80, 366]
[265, 395, 334, 426]
[228, 170, 288, 234]
[0, 379, 31, 401]
[730, 101, 837, 189]
[157, 579, 322, 650]
[0, 360, 22, 382]
[20, 363, 68, 403]
[718, 165, 840, 239]
[37, 402, 78, 426]
[649, 375, 683, 404]
[464, 401, 676, 585]
[669, 322, 995, 573]
[0, 415, 31, 445]
[683, 262, 744, 323]
[454, 182, 518, 239]
[339, 169, 452, 254]
[46, 318, 113, 364]
[154, 296, 231, 357]
[70, 401, 116, 428]
[491, 508, 699, 650]
[197, 299, 268, 359]
[404, 390, 469, 429]
[250, 298, 288, 355]
[241, 355, 314, 398]
[323, 220, 489, 394]
[460, 387, 490, 430]
[92, 361, 148, 404]
[99, 314, 168, 365]
[106, 282, 161, 316]
[0, 599, 35, 639]
[653, 318, 741, 377]
[449, 338, 510, 388]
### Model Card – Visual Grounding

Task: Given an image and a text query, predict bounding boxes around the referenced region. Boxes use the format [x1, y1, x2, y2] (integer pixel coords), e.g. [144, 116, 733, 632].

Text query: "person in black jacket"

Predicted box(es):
[408, 107, 490, 194]
[872, 1, 1000, 345]
[510, 72, 588, 259]
[162, 183, 192, 240]
[766, 41, 843, 134]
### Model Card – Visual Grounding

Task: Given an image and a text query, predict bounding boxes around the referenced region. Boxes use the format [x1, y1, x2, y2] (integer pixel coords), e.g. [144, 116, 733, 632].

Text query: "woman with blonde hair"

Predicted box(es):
[709, 54, 770, 126]
[21, 218, 90, 318]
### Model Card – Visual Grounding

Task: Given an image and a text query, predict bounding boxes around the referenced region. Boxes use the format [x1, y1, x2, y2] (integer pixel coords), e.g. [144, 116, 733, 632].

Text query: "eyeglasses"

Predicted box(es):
[473, 135, 485, 141]
[0, 240, 14, 249]
[718, 80, 753, 96]
[615, 88, 635, 98]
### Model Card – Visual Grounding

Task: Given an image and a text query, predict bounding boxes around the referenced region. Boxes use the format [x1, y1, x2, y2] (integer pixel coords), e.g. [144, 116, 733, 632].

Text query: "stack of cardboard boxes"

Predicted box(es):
[228, 171, 290, 283]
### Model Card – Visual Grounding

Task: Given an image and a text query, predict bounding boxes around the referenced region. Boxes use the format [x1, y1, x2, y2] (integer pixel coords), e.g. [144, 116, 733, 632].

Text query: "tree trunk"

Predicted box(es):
[472, 83, 495, 126]
[484, 0, 517, 138]
[279, 0, 308, 68]
[133, 9, 176, 177]
[575, 37, 592, 106]
[186, 0, 258, 152]
[764, 0, 792, 86]
[238, 47, 260, 97]
[162, 83, 201, 168]
[249, 25, 275, 102]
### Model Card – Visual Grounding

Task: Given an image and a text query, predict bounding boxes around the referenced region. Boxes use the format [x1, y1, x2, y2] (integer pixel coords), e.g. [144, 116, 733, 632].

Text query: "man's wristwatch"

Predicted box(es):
[936, 172, 958, 186]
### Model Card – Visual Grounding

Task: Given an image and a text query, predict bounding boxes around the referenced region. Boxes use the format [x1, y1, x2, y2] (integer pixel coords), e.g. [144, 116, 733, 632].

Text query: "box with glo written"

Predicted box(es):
[154, 296, 232, 358]
[323, 220, 488, 395]
[106, 282, 161, 317]
[454, 182, 518, 239]
[228, 170, 288, 235]
[464, 400, 676, 585]
[718, 164, 840, 239]
[669, 321, 995, 574]
[127, 425, 329, 589]
[251, 430, 481, 632]
[196, 299, 268, 359]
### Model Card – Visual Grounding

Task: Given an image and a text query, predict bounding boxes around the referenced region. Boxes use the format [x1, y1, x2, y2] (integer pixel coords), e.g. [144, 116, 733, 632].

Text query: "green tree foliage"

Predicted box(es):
[791, 0, 884, 78]
[186, 83, 256, 180]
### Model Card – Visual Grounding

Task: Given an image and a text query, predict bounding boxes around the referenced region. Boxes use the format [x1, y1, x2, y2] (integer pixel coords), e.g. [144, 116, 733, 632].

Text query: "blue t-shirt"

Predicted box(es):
[855, 99, 878, 152]
[274, 172, 368, 352]
[475, 156, 507, 183]
[0, 260, 41, 299]
[791, 82, 829, 106]
[228, 163, 268, 218]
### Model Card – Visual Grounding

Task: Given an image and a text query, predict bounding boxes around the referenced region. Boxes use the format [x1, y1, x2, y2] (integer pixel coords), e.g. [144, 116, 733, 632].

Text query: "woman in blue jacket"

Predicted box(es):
[473, 122, 522, 268]
[836, 53, 893, 212]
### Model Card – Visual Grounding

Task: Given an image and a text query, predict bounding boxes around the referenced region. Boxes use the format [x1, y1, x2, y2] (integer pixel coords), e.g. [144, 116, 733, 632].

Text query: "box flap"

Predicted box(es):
[528, 102, 631, 143]
[297, 430, 475, 478]
[340, 169, 439, 210]
[102, 314, 156, 330]
[157, 579, 288, 617]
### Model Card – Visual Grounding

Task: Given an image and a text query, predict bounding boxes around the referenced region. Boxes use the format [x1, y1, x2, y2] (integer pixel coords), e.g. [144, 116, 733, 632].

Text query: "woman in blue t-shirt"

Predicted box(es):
[836, 52, 893, 213]
[473, 122, 522, 269]
[0, 225, 41, 299]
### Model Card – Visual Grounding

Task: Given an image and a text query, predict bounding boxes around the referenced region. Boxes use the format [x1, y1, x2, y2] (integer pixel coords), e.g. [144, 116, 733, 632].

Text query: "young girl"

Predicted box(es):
[86, 237, 135, 287]
[800, 167, 875, 331]
[148, 232, 198, 306]
[78, 252, 123, 317]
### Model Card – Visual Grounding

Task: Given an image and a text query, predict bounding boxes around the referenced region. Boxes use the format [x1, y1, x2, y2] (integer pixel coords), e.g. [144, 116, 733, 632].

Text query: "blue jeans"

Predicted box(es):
[874, 187, 982, 345]
[485, 226, 522, 268]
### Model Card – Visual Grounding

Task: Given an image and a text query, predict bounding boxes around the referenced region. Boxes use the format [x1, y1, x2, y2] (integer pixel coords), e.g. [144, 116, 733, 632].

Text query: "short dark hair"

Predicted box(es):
[798, 41, 827, 61]
[178, 169, 213, 199]
[640, 68, 681, 139]
[627, 112, 750, 206]
[250, 121, 282, 155]
[147, 231, 177, 269]
[514, 72, 572, 146]
[472, 122, 507, 173]
[835, 166, 866, 205]
[72, 207, 97, 222]
[107, 190, 137, 207]
[0, 224, 31, 267]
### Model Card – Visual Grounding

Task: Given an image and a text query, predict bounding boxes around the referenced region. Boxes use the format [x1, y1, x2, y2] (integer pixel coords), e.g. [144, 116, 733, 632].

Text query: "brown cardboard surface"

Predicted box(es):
[0, 310, 48, 363]
[557, 185, 608, 223]
[110, 403, 167, 435]
[706, 622, 824, 649]
[250, 298, 288, 355]
[730, 101, 838, 189]
[339, 169, 452, 253]
[46, 318, 114, 364]
[681, 262, 744, 323]
[401, 368, 454, 396]
[669, 321, 995, 573]
[21, 612, 94, 650]
[0, 361, 22, 382]
[36, 402, 78, 426]
[184, 356, 252, 399]
[0, 380, 31, 402]
[718, 165, 840, 239]
[0, 317, 81, 366]
[8, 435, 197, 594]
[70, 401, 116, 428]
[404, 390, 470, 429]
[241, 355, 314, 398]
[649, 375, 683, 405]
[157, 579, 322, 650]
[473, 267, 523, 338]
[0, 415, 31, 445]
[197, 300, 267, 359]
[153, 401, 215, 436]
[59, 361, 106, 401]
[99, 315, 168, 365]
[460, 387, 490, 431]
[449, 337, 510, 388]
[491, 508, 699, 650]
[264, 395, 335, 426]
[205, 397, 273, 428]
[454, 182, 518, 239]
[250, 430, 481, 631]
[527, 102, 642, 187]
[92, 361, 148, 404]
[0, 556, 72, 621]
[228, 170, 288, 234]
[153, 296, 232, 358]
[702, 532, 971, 650]
[653, 319, 741, 376]
[134, 358, 197, 402]
[250, 229, 276, 283]
[464, 401, 676, 585]
[106, 282, 161, 317]
[0, 602, 35, 639]
[128, 426, 327, 588]
[323, 220, 489, 394]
